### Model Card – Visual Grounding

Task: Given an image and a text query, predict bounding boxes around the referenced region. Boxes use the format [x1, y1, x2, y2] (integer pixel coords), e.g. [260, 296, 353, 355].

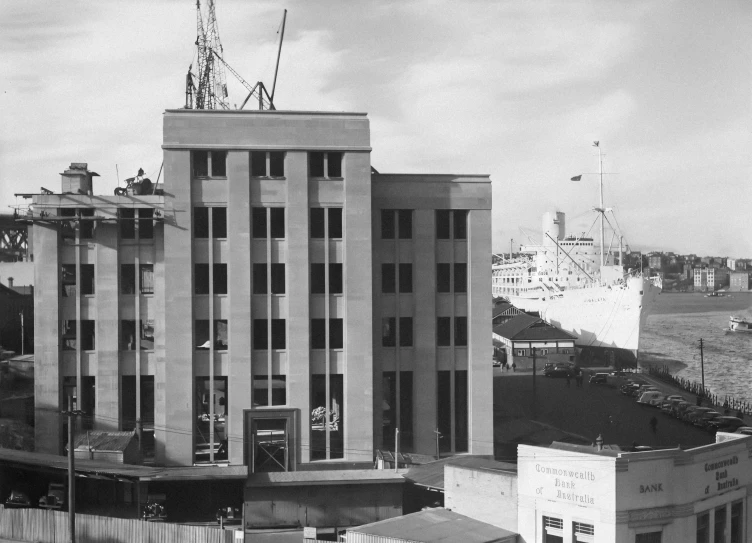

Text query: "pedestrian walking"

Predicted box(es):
[512, 362, 516, 372]
[566, 374, 571, 387]
[649, 416, 658, 434]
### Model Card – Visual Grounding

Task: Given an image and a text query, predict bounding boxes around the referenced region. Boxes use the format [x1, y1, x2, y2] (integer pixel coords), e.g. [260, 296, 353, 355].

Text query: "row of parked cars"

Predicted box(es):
[620, 379, 752, 435]
[4, 483, 66, 510]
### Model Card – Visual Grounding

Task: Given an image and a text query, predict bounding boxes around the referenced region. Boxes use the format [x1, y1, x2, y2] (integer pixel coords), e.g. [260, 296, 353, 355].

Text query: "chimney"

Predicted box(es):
[595, 434, 603, 452]
[7, 277, 13, 288]
[61, 163, 99, 195]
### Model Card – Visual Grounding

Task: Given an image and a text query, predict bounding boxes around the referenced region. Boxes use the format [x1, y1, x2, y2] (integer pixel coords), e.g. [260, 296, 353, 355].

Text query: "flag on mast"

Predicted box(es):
[570, 175, 582, 181]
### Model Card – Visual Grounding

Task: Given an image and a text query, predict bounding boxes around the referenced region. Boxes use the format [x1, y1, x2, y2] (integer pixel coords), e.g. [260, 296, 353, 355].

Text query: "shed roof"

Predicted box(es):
[403, 456, 513, 490]
[493, 313, 576, 342]
[247, 469, 406, 487]
[348, 508, 518, 542]
[73, 431, 136, 452]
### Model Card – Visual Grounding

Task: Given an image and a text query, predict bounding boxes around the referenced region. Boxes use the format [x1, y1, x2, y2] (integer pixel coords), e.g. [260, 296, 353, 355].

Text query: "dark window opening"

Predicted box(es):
[251, 151, 266, 177]
[80, 209, 95, 239]
[437, 317, 451, 346]
[310, 374, 343, 460]
[80, 264, 95, 295]
[253, 319, 268, 350]
[122, 376, 155, 433]
[270, 208, 285, 238]
[436, 210, 450, 240]
[62, 264, 77, 297]
[196, 320, 210, 349]
[437, 371, 451, 453]
[253, 375, 287, 407]
[215, 320, 228, 350]
[212, 207, 227, 238]
[138, 209, 154, 239]
[455, 316, 468, 346]
[252, 207, 267, 238]
[329, 318, 343, 349]
[253, 264, 267, 294]
[454, 263, 467, 293]
[311, 264, 325, 294]
[399, 317, 413, 347]
[269, 152, 285, 177]
[328, 208, 342, 239]
[252, 151, 285, 177]
[398, 210, 412, 239]
[270, 263, 285, 294]
[211, 152, 227, 177]
[381, 210, 395, 239]
[311, 319, 326, 349]
[310, 208, 325, 239]
[399, 263, 412, 293]
[194, 377, 228, 464]
[140, 264, 154, 294]
[327, 152, 342, 178]
[120, 208, 135, 239]
[382, 317, 396, 347]
[455, 370, 468, 451]
[400, 371, 414, 449]
[81, 319, 95, 351]
[715, 505, 726, 543]
[121, 320, 137, 351]
[214, 263, 228, 294]
[453, 210, 468, 239]
[271, 319, 286, 350]
[194, 207, 209, 239]
[59, 208, 76, 239]
[437, 263, 451, 293]
[193, 151, 209, 177]
[195, 320, 227, 350]
[121, 264, 135, 295]
[195, 264, 210, 295]
[309, 153, 325, 178]
[329, 263, 343, 294]
[62, 320, 76, 350]
[382, 263, 395, 293]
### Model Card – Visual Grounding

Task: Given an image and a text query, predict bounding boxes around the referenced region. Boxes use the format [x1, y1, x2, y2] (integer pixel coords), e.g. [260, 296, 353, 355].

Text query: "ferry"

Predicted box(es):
[727, 316, 752, 333]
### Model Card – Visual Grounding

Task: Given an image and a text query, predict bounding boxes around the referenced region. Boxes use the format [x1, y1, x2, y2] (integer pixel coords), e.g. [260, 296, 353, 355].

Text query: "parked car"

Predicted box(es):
[693, 411, 721, 429]
[589, 373, 609, 385]
[707, 417, 746, 434]
[734, 427, 752, 436]
[636, 391, 664, 406]
[671, 402, 694, 419]
[141, 493, 167, 522]
[662, 399, 689, 416]
[682, 406, 714, 423]
[632, 386, 658, 398]
[5, 489, 32, 509]
[620, 382, 642, 396]
[544, 364, 575, 378]
[38, 483, 66, 510]
[216, 505, 241, 525]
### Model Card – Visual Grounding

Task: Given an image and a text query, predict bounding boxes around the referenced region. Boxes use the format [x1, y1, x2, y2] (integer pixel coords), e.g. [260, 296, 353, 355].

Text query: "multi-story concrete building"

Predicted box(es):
[31, 109, 493, 468]
[648, 254, 663, 270]
[730, 271, 751, 291]
[694, 267, 729, 292]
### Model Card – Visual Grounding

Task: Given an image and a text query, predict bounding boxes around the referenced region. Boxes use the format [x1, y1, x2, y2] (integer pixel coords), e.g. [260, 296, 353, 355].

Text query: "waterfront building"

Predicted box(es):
[31, 109, 493, 468]
[648, 254, 663, 270]
[694, 267, 729, 292]
[730, 271, 751, 292]
[492, 313, 577, 371]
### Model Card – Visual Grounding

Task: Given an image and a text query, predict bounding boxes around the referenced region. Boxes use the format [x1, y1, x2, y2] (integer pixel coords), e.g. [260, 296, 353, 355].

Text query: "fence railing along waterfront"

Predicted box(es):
[0, 506, 235, 543]
[647, 365, 752, 416]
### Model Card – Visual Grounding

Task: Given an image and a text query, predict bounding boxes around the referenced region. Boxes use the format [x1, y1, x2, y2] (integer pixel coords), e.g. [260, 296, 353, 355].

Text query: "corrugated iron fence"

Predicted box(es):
[0, 506, 234, 543]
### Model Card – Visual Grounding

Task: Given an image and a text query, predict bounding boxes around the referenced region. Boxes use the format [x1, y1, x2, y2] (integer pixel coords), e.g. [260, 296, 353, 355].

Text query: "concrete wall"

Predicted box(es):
[445, 464, 518, 531]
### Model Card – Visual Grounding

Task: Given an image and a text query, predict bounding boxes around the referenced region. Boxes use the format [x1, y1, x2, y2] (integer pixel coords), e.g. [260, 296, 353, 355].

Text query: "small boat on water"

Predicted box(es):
[727, 316, 752, 333]
[705, 291, 725, 297]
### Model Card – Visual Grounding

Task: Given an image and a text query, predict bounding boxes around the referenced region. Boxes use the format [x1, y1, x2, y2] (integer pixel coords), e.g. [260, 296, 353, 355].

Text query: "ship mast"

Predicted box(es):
[596, 141, 604, 268]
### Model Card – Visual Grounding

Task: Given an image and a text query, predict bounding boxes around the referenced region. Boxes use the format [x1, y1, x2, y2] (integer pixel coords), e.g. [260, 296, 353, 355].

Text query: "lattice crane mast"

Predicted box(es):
[191, 0, 229, 110]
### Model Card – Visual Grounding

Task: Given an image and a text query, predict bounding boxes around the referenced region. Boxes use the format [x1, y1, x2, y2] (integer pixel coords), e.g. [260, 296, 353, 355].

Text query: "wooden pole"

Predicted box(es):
[67, 396, 76, 543]
[394, 427, 399, 472]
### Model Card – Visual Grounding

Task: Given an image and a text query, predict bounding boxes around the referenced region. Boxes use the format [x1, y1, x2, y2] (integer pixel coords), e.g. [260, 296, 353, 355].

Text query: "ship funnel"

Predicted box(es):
[542, 211, 566, 246]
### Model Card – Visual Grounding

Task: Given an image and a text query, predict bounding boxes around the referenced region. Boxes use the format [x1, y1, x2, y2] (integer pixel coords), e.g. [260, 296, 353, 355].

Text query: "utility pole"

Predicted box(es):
[394, 427, 399, 472]
[63, 397, 83, 543]
[699, 338, 705, 396]
[19, 310, 24, 355]
[531, 347, 537, 418]
[434, 428, 442, 460]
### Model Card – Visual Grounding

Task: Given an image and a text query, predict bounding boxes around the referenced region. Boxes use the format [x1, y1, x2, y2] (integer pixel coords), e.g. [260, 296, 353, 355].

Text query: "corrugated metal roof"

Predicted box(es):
[348, 508, 518, 542]
[493, 313, 577, 341]
[73, 431, 136, 452]
[247, 469, 406, 487]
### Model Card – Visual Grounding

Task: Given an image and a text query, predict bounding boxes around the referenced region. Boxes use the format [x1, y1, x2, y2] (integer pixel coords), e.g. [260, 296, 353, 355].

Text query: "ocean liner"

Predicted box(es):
[492, 143, 662, 366]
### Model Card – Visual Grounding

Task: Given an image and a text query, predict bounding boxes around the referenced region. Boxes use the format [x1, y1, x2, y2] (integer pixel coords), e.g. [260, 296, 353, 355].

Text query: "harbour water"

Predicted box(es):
[640, 292, 752, 404]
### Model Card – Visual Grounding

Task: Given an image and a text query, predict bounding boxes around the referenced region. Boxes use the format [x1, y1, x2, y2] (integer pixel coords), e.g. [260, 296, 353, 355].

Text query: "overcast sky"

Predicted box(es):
[1, 0, 750, 258]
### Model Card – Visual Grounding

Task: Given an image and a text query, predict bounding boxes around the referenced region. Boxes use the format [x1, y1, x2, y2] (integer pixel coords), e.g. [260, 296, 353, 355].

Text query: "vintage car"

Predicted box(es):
[216, 505, 241, 525]
[706, 417, 746, 433]
[39, 483, 66, 510]
[5, 489, 32, 509]
[141, 493, 167, 522]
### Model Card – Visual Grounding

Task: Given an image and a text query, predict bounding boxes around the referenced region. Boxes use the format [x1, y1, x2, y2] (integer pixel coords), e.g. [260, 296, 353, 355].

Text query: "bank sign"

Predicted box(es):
[700, 454, 743, 497]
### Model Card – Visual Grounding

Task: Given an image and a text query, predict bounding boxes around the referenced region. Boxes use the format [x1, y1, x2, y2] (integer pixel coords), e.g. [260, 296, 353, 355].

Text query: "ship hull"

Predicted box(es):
[505, 276, 661, 365]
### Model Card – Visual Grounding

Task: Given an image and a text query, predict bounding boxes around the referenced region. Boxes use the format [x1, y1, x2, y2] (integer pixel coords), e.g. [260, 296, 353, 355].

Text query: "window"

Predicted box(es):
[454, 263, 467, 293]
[543, 516, 564, 543]
[309, 152, 343, 178]
[329, 263, 343, 294]
[195, 320, 227, 350]
[310, 374, 343, 460]
[437, 263, 451, 292]
[214, 264, 228, 294]
[399, 263, 412, 293]
[253, 319, 268, 350]
[329, 318, 343, 349]
[714, 505, 726, 543]
[140, 264, 154, 294]
[310, 208, 325, 239]
[311, 319, 326, 349]
[382, 371, 414, 450]
[696, 511, 709, 543]
[382, 263, 396, 293]
[212, 207, 227, 238]
[252, 207, 267, 238]
[193, 150, 227, 177]
[437, 317, 451, 346]
[195, 264, 210, 295]
[453, 210, 468, 239]
[573, 522, 594, 543]
[515, 349, 526, 356]
[253, 264, 267, 294]
[730, 501, 743, 543]
[436, 210, 450, 240]
[398, 210, 412, 239]
[264, 319, 286, 349]
[270, 263, 285, 294]
[139, 209, 154, 239]
[62, 320, 76, 350]
[635, 532, 662, 543]
[381, 210, 395, 239]
[62, 265, 76, 297]
[382, 317, 396, 347]
[436, 210, 468, 240]
[253, 375, 287, 406]
[455, 370, 468, 451]
[251, 151, 285, 177]
[399, 317, 413, 347]
[270, 208, 285, 238]
[328, 208, 342, 239]
[311, 264, 325, 294]
[194, 207, 209, 238]
[60, 208, 76, 239]
[194, 377, 228, 464]
[119, 208, 135, 239]
[80, 208, 95, 239]
[80, 264, 95, 295]
[121, 264, 135, 294]
[81, 320, 95, 351]
[121, 320, 153, 351]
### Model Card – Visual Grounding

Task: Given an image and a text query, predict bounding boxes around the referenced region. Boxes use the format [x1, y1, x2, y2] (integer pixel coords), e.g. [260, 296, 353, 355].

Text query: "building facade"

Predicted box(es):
[729, 272, 751, 292]
[32, 109, 493, 467]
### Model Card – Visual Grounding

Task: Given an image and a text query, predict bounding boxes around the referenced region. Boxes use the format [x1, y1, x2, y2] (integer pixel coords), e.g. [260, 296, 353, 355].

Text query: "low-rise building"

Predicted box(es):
[730, 271, 751, 292]
[493, 313, 577, 370]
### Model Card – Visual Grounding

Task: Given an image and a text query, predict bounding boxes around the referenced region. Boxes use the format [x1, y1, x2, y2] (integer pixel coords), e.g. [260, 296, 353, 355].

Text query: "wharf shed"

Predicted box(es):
[493, 313, 577, 370]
